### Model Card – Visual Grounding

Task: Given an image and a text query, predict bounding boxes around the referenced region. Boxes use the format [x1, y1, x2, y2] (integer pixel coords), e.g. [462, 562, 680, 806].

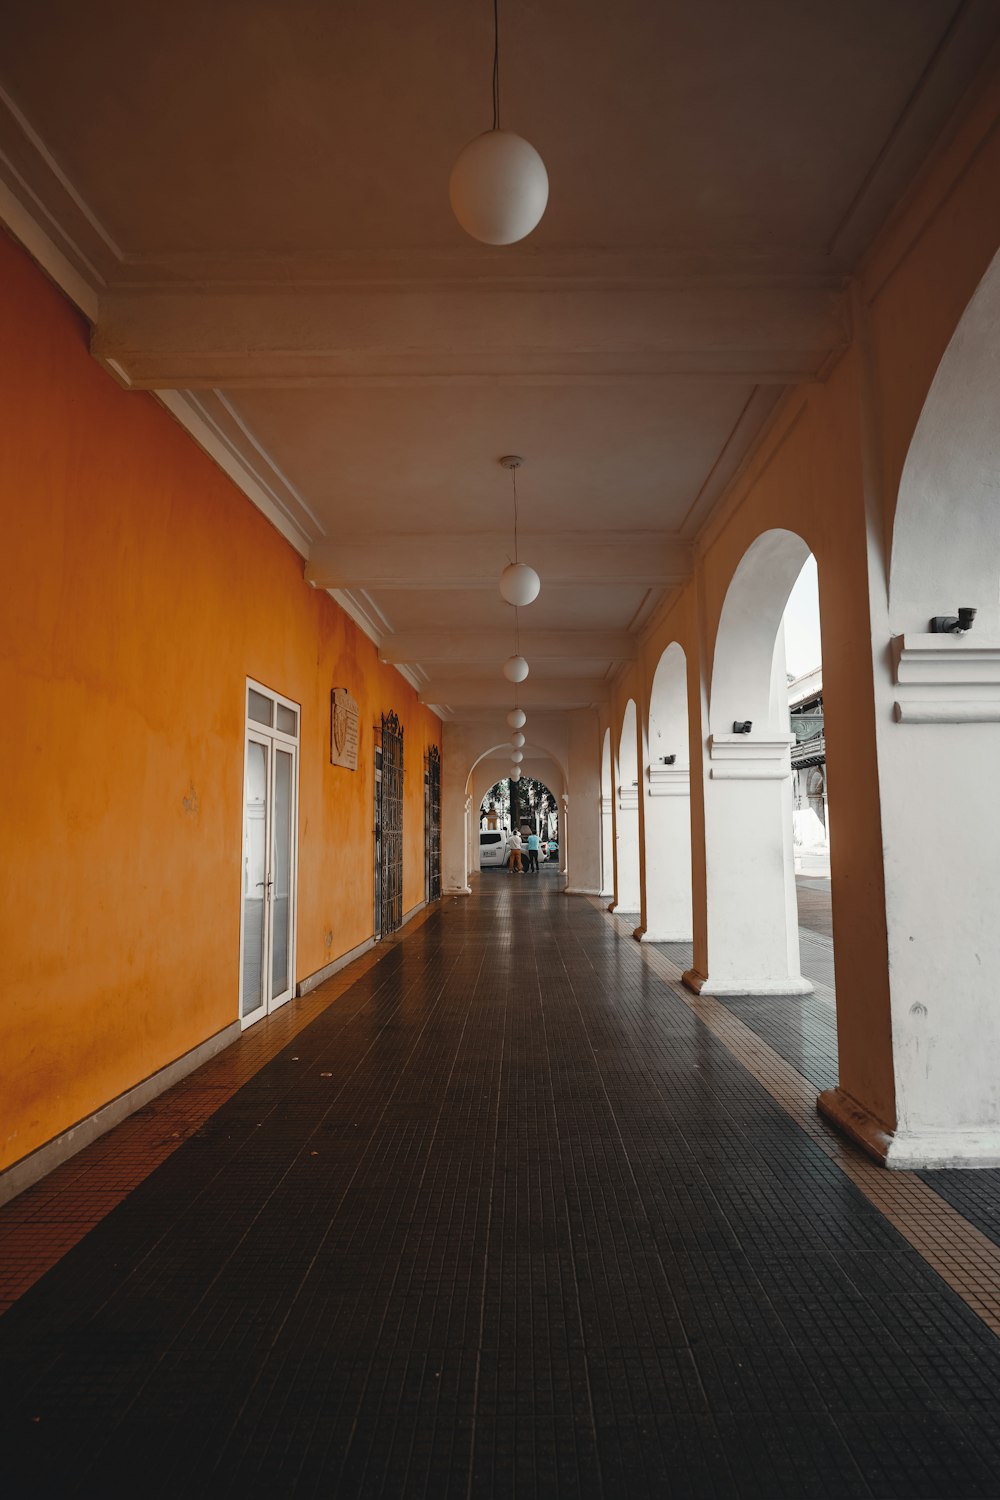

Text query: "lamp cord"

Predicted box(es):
[511, 464, 518, 564]
[492, 0, 501, 130]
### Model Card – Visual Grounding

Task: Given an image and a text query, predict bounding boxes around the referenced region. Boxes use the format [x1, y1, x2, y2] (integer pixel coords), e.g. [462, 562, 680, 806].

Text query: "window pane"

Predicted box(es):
[248, 688, 273, 726]
[271, 748, 293, 996]
[241, 740, 268, 1017]
[276, 703, 298, 736]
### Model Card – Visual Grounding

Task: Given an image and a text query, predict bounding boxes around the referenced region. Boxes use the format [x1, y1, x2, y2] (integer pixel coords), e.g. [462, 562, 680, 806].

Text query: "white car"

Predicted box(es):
[480, 830, 508, 868]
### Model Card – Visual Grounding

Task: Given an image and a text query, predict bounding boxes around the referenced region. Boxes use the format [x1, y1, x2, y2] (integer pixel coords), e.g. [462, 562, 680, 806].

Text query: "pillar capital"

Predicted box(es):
[647, 765, 690, 796]
[708, 734, 792, 780]
[892, 633, 1000, 722]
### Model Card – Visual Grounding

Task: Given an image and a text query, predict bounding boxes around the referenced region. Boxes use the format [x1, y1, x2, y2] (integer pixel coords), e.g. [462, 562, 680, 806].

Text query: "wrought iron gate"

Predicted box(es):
[375, 711, 404, 938]
[425, 744, 441, 902]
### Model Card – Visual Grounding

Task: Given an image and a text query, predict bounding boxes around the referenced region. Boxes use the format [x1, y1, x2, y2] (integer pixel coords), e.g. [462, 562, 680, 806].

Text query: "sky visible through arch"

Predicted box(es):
[783, 554, 821, 678]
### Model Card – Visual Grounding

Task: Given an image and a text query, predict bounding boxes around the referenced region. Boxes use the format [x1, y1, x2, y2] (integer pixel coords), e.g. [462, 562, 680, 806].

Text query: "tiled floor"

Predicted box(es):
[4, 872, 1000, 1497]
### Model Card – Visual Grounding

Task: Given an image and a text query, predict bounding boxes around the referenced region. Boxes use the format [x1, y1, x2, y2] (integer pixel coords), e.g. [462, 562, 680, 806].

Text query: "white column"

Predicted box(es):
[600, 795, 614, 896]
[441, 723, 472, 896]
[639, 766, 693, 942]
[684, 734, 811, 995]
[821, 634, 1000, 1166]
[611, 783, 641, 913]
[565, 708, 602, 895]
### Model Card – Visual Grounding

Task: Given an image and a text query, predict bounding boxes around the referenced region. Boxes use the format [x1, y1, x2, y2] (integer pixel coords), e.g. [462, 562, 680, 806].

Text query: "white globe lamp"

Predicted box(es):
[511, 732, 525, 748]
[511, 751, 523, 763]
[502, 654, 529, 683]
[499, 561, 540, 607]
[506, 708, 526, 730]
[449, 131, 548, 246]
[510, 767, 522, 782]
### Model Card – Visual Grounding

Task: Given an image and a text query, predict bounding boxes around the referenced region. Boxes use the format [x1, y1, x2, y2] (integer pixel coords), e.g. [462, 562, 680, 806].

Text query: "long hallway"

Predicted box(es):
[4, 877, 1000, 1498]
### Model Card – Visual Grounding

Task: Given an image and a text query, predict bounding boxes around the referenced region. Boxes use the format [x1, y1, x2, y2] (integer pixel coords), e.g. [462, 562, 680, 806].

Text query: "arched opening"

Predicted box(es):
[870, 248, 1000, 1152]
[613, 699, 641, 913]
[478, 776, 561, 874]
[686, 529, 822, 996]
[600, 727, 613, 897]
[641, 643, 692, 942]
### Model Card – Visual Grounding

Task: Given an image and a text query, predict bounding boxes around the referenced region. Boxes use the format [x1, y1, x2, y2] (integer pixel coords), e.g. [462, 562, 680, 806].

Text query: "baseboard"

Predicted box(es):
[640, 929, 693, 944]
[0, 1020, 241, 1209]
[563, 887, 601, 896]
[297, 934, 376, 996]
[297, 900, 432, 997]
[683, 968, 813, 997]
[818, 1087, 1000, 1169]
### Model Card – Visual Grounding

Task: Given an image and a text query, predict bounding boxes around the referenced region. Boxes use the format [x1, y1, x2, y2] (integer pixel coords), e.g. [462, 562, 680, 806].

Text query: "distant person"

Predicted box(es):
[526, 830, 540, 873]
[507, 829, 523, 875]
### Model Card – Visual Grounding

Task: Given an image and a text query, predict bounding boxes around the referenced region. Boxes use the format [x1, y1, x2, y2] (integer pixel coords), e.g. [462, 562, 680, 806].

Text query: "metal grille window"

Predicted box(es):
[376, 711, 404, 938]
[425, 744, 441, 902]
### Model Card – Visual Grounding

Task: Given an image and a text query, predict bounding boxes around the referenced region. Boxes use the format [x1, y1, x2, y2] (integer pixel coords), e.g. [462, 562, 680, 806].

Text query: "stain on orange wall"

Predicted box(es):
[0, 231, 441, 1173]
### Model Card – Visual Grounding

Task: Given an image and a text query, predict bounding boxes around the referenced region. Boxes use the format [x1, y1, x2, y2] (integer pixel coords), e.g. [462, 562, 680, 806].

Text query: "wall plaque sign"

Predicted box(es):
[330, 688, 360, 770]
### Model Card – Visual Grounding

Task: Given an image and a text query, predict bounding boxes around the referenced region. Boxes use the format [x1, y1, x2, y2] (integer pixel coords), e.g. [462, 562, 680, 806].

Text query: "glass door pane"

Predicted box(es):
[241, 736, 270, 1018]
[270, 746, 294, 1003]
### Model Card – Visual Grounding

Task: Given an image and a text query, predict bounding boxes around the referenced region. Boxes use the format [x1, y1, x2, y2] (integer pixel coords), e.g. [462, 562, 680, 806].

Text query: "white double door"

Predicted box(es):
[241, 729, 297, 1024]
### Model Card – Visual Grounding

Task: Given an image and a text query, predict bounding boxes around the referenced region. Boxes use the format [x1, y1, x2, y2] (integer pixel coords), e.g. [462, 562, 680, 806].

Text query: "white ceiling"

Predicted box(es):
[2, 0, 996, 729]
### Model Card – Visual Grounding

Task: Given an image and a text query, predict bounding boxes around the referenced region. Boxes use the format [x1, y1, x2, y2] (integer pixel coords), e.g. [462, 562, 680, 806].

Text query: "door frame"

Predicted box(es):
[238, 677, 300, 1029]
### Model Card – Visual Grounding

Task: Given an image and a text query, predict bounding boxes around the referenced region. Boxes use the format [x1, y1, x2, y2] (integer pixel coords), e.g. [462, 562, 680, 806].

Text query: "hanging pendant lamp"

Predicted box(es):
[511, 750, 523, 763]
[498, 455, 540, 606]
[502, 599, 529, 683]
[511, 767, 522, 781]
[511, 731, 525, 748]
[450, 0, 548, 246]
[506, 707, 526, 730]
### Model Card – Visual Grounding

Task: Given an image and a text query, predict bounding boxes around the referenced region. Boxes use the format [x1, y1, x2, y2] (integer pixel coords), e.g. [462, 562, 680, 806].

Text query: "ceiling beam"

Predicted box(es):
[92, 281, 848, 389]
[379, 629, 636, 665]
[306, 534, 692, 590]
[419, 678, 609, 710]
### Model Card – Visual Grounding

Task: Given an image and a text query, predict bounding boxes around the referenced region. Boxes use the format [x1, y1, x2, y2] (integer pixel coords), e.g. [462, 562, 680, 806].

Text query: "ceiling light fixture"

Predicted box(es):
[511, 732, 525, 748]
[503, 600, 529, 682]
[511, 750, 523, 763]
[511, 767, 522, 781]
[449, 0, 548, 245]
[506, 708, 526, 730]
[498, 455, 540, 607]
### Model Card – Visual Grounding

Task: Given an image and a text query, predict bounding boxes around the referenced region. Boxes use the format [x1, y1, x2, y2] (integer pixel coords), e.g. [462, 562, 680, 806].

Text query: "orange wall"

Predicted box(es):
[0, 231, 440, 1172]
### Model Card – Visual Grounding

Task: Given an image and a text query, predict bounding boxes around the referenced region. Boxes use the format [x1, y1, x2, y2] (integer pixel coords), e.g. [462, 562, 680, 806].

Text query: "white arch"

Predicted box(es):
[642, 643, 692, 942]
[891, 248, 1000, 634]
[710, 529, 812, 735]
[465, 739, 568, 797]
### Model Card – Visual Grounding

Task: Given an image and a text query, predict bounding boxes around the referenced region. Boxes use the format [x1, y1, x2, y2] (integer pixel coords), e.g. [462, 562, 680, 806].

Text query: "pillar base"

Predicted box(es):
[682, 967, 813, 997]
[443, 885, 472, 897]
[818, 1087, 1000, 1169]
[564, 887, 601, 896]
[639, 928, 693, 944]
[609, 903, 640, 916]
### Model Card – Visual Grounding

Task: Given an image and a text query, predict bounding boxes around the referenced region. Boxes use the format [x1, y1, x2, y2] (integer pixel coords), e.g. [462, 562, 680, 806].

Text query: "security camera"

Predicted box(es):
[661, 754, 676, 765]
[732, 720, 753, 734]
[930, 607, 977, 634]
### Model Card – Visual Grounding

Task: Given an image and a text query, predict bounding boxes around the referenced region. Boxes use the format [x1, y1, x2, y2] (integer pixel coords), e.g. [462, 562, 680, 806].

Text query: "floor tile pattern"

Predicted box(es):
[0, 906, 437, 1314]
[3, 877, 1000, 1496]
